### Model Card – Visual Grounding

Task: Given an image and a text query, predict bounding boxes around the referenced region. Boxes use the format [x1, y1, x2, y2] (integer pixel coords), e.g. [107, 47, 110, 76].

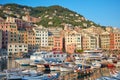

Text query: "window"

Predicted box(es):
[20, 49, 22, 51]
[25, 49, 27, 51]
[57, 55, 59, 57]
[10, 45, 12, 47]
[19, 45, 22, 47]
[49, 55, 52, 57]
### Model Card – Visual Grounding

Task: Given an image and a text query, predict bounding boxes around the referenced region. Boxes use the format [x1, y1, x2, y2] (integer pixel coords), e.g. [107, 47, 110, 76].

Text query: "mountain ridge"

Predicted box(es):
[0, 3, 105, 28]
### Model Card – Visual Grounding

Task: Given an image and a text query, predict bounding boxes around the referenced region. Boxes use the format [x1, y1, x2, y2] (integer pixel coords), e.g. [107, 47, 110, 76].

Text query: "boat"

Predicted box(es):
[74, 57, 85, 64]
[60, 62, 75, 72]
[115, 62, 120, 67]
[30, 51, 67, 63]
[82, 49, 103, 60]
[49, 63, 61, 71]
[91, 61, 101, 68]
[37, 64, 45, 68]
[15, 59, 30, 66]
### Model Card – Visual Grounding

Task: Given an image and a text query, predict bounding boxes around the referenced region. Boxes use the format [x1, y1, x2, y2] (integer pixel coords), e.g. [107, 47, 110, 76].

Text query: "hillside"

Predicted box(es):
[0, 3, 105, 28]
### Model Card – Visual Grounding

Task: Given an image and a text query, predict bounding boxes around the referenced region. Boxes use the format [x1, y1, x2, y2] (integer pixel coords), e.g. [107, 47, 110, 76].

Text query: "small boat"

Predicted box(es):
[91, 61, 101, 68]
[37, 64, 45, 68]
[115, 62, 120, 67]
[107, 63, 115, 69]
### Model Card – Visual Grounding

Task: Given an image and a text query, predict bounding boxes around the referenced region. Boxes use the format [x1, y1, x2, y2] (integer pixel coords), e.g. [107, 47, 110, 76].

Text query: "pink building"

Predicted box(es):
[6, 17, 25, 29]
[22, 15, 40, 23]
[53, 36, 63, 51]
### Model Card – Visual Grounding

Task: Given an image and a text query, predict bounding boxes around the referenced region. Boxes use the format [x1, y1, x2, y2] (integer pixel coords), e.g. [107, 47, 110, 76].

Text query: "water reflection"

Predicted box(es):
[0, 58, 120, 80]
[0, 57, 7, 71]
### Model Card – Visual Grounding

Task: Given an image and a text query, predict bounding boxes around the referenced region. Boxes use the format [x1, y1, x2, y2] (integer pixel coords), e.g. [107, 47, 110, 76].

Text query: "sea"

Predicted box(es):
[0, 58, 120, 80]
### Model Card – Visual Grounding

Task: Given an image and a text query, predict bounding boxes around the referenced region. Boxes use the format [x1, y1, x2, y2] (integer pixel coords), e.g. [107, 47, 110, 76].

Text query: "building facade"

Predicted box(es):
[33, 28, 48, 49]
[53, 36, 63, 51]
[65, 30, 82, 53]
[110, 32, 120, 50]
[0, 30, 2, 49]
[7, 43, 28, 56]
[100, 32, 110, 50]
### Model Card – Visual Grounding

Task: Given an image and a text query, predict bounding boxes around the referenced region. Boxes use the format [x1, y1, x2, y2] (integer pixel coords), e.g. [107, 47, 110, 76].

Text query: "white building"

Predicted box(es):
[33, 27, 48, 48]
[7, 43, 28, 55]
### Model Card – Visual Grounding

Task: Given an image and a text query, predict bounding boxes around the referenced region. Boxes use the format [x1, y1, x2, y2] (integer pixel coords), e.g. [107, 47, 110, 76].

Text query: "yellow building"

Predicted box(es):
[65, 30, 82, 53]
[100, 32, 110, 50]
[26, 27, 36, 52]
[82, 35, 97, 50]
[18, 30, 28, 44]
[48, 36, 54, 51]
[8, 23, 18, 43]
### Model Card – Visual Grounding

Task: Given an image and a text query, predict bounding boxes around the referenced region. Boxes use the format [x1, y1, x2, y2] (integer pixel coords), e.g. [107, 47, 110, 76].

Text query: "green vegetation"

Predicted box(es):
[0, 3, 105, 28]
[76, 49, 84, 53]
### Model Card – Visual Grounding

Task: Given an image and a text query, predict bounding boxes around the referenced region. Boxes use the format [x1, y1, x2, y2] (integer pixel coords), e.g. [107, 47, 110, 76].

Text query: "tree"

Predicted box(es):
[76, 49, 83, 54]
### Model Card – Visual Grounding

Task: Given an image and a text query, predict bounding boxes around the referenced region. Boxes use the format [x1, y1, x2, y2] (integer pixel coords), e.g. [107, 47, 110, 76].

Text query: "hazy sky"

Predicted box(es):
[0, 0, 120, 28]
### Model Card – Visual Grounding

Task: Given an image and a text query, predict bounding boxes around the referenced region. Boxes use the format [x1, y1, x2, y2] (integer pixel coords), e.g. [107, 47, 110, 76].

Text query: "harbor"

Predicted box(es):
[0, 50, 120, 80]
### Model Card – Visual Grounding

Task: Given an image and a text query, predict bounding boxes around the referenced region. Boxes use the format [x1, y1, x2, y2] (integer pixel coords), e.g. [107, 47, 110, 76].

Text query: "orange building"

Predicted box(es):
[26, 27, 36, 52]
[110, 33, 114, 50]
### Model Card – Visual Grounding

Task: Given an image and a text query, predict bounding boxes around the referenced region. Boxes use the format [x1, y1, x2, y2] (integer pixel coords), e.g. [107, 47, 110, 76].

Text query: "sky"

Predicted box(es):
[0, 0, 120, 28]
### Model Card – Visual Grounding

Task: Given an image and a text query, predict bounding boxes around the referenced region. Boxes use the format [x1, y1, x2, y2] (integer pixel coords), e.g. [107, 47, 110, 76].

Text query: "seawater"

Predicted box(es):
[0, 58, 120, 80]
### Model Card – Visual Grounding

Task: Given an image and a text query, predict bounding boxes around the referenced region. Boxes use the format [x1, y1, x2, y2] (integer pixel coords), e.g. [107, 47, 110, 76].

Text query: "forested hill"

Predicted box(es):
[0, 3, 105, 28]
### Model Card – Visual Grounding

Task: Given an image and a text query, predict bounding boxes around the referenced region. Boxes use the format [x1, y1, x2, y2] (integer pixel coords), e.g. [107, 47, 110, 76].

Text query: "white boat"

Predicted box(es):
[37, 64, 45, 68]
[82, 49, 103, 60]
[91, 61, 101, 68]
[60, 62, 74, 71]
[74, 57, 85, 64]
[30, 51, 47, 63]
[30, 51, 67, 63]
[50, 63, 61, 71]
[115, 62, 120, 67]
[60, 66, 73, 72]
[15, 59, 30, 66]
